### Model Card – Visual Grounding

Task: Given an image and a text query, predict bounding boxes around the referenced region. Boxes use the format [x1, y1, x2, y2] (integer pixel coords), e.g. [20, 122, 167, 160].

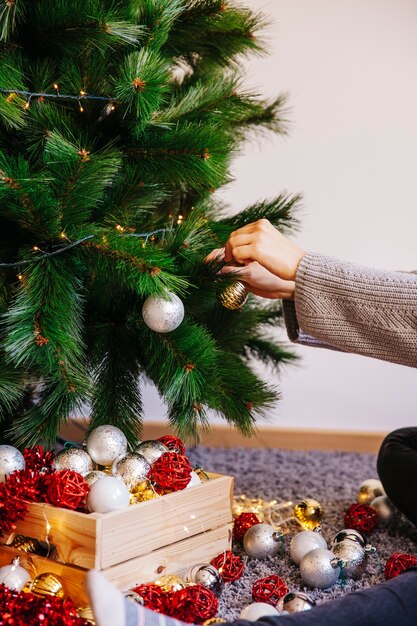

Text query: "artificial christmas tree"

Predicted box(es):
[0, 0, 300, 447]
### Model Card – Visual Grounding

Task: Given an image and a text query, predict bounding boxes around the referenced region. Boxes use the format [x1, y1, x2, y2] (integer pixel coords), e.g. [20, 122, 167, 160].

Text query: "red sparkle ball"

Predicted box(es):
[5, 468, 45, 502]
[149, 452, 192, 492]
[46, 470, 90, 510]
[0, 586, 89, 625]
[0, 483, 28, 538]
[169, 584, 218, 624]
[23, 445, 55, 472]
[233, 512, 261, 542]
[252, 575, 289, 605]
[210, 550, 244, 582]
[157, 435, 185, 456]
[132, 584, 167, 613]
[343, 503, 379, 534]
[384, 552, 417, 580]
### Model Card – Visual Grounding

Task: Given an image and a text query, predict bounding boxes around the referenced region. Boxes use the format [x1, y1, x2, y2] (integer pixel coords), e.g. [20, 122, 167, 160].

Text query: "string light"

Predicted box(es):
[0, 87, 117, 114]
[17, 274, 23, 281]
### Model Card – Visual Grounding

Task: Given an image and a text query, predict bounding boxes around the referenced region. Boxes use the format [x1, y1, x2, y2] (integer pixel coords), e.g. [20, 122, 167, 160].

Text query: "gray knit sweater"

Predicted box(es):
[283, 253, 417, 368]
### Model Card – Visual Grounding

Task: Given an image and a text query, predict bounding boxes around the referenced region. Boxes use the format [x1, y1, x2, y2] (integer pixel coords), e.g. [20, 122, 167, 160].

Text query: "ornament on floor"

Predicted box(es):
[278, 591, 316, 613]
[0, 444, 25, 482]
[52, 448, 94, 476]
[332, 528, 367, 548]
[46, 469, 90, 510]
[170, 584, 218, 624]
[87, 475, 130, 513]
[243, 522, 284, 559]
[155, 574, 186, 593]
[157, 435, 185, 455]
[0, 556, 31, 591]
[233, 512, 261, 542]
[252, 574, 289, 605]
[233, 494, 293, 527]
[135, 440, 169, 464]
[84, 470, 107, 486]
[370, 495, 395, 522]
[344, 503, 379, 534]
[239, 602, 280, 621]
[384, 552, 417, 580]
[23, 445, 54, 473]
[131, 583, 167, 613]
[29, 572, 65, 598]
[290, 529, 327, 565]
[142, 292, 185, 333]
[218, 281, 248, 310]
[112, 452, 150, 489]
[357, 479, 385, 505]
[299, 548, 344, 589]
[188, 564, 224, 597]
[331, 540, 367, 579]
[149, 452, 192, 492]
[86, 425, 128, 466]
[210, 550, 244, 582]
[293, 498, 323, 530]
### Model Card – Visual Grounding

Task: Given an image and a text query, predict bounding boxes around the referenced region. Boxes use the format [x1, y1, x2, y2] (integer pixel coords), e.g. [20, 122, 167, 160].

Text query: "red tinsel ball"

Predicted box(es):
[344, 503, 379, 534]
[0, 585, 89, 625]
[252, 575, 289, 605]
[157, 435, 186, 456]
[5, 468, 45, 502]
[233, 512, 261, 542]
[149, 452, 192, 492]
[0, 483, 28, 538]
[384, 552, 417, 580]
[23, 445, 55, 473]
[210, 550, 244, 583]
[169, 584, 218, 624]
[46, 470, 90, 510]
[132, 583, 167, 613]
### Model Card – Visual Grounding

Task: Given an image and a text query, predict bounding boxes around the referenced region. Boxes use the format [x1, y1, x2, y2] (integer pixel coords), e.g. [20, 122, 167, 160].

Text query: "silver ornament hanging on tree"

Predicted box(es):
[0, 445, 25, 483]
[188, 563, 224, 597]
[135, 440, 168, 465]
[112, 452, 151, 489]
[278, 591, 316, 613]
[243, 523, 284, 559]
[290, 529, 327, 565]
[142, 292, 184, 333]
[86, 425, 128, 467]
[53, 448, 94, 476]
[331, 540, 367, 579]
[357, 479, 385, 505]
[299, 548, 342, 589]
[332, 528, 366, 548]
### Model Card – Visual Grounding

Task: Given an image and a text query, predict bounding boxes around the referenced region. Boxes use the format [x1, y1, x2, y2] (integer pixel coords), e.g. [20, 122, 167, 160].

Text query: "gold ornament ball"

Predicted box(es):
[130, 482, 158, 504]
[29, 572, 65, 598]
[203, 619, 226, 625]
[294, 499, 324, 530]
[77, 606, 95, 623]
[155, 574, 186, 593]
[10, 534, 43, 555]
[357, 479, 385, 505]
[218, 282, 248, 310]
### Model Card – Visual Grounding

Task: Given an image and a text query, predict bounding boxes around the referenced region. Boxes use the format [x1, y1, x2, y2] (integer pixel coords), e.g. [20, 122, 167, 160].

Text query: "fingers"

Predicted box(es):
[205, 247, 225, 263]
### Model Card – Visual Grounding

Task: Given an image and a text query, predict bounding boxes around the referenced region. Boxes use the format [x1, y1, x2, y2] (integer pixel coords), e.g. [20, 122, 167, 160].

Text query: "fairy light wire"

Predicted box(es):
[0, 88, 114, 104]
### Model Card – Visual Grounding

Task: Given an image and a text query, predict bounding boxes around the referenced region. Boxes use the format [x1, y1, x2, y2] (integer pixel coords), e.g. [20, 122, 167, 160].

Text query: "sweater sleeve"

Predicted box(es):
[282, 252, 417, 368]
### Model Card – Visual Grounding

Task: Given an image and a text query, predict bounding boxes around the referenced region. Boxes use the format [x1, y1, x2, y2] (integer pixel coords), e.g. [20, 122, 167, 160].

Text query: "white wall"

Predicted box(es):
[144, 0, 417, 432]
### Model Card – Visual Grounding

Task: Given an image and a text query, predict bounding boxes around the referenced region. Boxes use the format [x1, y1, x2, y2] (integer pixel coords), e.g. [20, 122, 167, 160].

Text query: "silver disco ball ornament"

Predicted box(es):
[357, 479, 385, 505]
[84, 470, 107, 486]
[278, 591, 316, 613]
[332, 528, 366, 548]
[142, 292, 184, 333]
[331, 540, 367, 579]
[299, 548, 342, 589]
[52, 448, 94, 476]
[243, 523, 284, 559]
[86, 425, 128, 466]
[0, 445, 25, 483]
[290, 530, 327, 565]
[188, 563, 223, 597]
[112, 452, 151, 489]
[135, 440, 168, 465]
[370, 495, 396, 522]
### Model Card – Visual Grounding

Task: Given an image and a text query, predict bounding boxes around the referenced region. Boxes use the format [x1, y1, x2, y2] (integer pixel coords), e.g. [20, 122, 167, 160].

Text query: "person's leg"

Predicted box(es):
[86, 569, 417, 626]
[377, 427, 417, 526]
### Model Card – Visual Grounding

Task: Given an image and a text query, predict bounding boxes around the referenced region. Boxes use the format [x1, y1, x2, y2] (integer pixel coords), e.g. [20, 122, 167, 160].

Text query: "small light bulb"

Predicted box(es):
[24, 101, 30, 109]
[60, 232, 66, 239]
[53, 83, 59, 90]
[80, 90, 87, 96]
[110, 104, 116, 111]
[79, 104, 84, 112]
[33, 246, 39, 251]
[17, 274, 23, 281]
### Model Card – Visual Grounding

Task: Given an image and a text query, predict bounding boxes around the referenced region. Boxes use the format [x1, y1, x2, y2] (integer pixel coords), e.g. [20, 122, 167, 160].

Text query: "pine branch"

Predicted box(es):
[131, 0, 186, 51]
[0, 358, 26, 421]
[245, 336, 299, 371]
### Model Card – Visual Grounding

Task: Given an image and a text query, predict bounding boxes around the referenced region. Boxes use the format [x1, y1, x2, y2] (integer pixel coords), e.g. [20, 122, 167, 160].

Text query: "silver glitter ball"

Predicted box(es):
[84, 470, 108, 486]
[142, 292, 184, 333]
[86, 425, 128, 466]
[278, 591, 316, 613]
[357, 479, 385, 505]
[332, 528, 366, 548]
[370, 495, 396, 522]
[0, 445, 25, 483]
[290, 530, 327, 565]
[243, 523, 284, 559]
[52, 448, 94, 476]
[135, 440, 168, 465]
[331, 540, 367, 579]
[299, 548, 341, 589]
[112, 452, 151, 489]
[188, 563, 224, 597]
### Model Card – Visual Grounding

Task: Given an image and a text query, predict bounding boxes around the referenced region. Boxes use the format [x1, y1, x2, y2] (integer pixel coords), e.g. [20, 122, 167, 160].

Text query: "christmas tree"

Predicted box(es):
[0, 0, 300, 448]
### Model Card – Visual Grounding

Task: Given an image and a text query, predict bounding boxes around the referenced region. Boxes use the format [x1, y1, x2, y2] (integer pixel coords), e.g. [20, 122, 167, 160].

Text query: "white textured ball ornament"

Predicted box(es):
[0, 557, 31, 591]
[243, 523, 284, 559]
[357, 479, 385, 505]
[135, 440, 168, 464]
[84, 470, 108, 486]
[240, 603, 280, 621]
[142, 292, 184, 333]
[87, 476, 130, 513]
[299, 548, 342, 589]
[112, 452, 150, 489]
[331, 540, 367, 579]
[0, 445, 25, 483]
[186, 471, 201, 488]
[370, 495, 395, 522]
[86, 425, 128, 466]
[53, 448, 94, 476]
[290, 530, 327, 565]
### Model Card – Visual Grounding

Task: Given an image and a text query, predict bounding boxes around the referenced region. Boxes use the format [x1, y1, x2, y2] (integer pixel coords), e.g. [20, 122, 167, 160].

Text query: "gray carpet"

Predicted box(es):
[187, 446, 417, 621]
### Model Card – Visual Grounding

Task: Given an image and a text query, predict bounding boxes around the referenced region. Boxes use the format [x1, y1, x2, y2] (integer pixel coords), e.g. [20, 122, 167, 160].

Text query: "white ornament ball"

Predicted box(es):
[299, 548, 341, 589]
[370, 495, 396, 522]
[86, 425, 128, 466]
[53, 448, 94, 476]
[243, 523, 283, 559]
[357, 478, 385, 505]
[240, 603, 280, 621]
[290, 530, 327, 565]
[87, 476, 130, 513]
[0, 557, 31, 591]
[186, 471, 201, 488]
[142, 292, 184, 333]
[0, 445, 25, 483]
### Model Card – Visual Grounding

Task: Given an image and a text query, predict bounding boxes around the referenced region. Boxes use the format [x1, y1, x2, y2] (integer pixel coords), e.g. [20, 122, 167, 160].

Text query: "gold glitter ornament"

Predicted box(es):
[218, 282, 248, 310]
[77, 606, 95, 623]
[203, 619, 227, 625]
[357, 479, 385, 505]
[9, 534, 43, 554]
[294, 499, 324, 530]
[155, 574, 186, 593]
[29, 572, 65, 598]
